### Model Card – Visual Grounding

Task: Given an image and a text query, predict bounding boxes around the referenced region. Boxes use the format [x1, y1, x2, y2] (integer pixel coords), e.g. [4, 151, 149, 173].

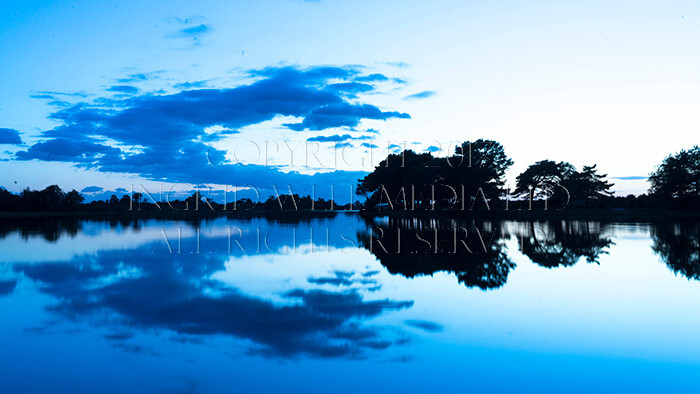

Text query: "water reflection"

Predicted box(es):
[3, 215, 415, 359]
[4, 214, 700, 362]
[358, 217, 515, 290]
[0, 215, 84, 242]
[651, 221, 700, 280]
[5, 215, 700, 391]
[511, 221, 615, 268]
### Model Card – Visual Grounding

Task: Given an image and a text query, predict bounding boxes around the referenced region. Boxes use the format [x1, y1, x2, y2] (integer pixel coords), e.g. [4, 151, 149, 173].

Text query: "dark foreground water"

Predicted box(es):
[1, 214, 700, 393]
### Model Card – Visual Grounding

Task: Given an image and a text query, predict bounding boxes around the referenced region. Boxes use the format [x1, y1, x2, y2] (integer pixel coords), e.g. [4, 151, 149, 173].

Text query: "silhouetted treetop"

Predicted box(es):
[514, 160, 576, 197]
[357, 139, 514, 210]
[649, 146, 700, 200]
[564, 164, 614, 201]
[514, 161, 613, 206]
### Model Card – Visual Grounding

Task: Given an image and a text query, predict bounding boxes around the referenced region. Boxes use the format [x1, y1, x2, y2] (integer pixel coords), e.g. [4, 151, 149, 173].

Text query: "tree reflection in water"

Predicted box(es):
[358, 217, 515, 290]
[5, 214, 700, 361]
[510, 220, 615, 268]
[359, 217, 619, 288]
[651, 221, 700, 280]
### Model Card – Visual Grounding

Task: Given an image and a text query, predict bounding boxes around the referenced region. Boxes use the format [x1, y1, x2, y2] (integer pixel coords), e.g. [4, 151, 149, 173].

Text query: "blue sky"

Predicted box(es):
[1, 0, 700, 197]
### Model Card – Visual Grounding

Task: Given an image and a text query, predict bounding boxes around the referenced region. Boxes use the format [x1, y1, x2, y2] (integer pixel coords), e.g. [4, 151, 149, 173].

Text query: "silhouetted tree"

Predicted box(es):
[132, 192, 143, 205]
[439, 139, 514, 208]
[563, 165, 614, 206]
[0, 187, 19, 210]
[64, 190, 85, 211]
[357, 139, 514, 210]
[357, 150, 435, 209]
[649, 146, 700, 203]
[514, 160, 575, 199]
[515, 161, 613, 207]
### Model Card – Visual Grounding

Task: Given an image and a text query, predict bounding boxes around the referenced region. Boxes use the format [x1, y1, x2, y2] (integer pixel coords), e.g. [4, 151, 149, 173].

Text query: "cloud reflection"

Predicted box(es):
[9, 218, 415, 359]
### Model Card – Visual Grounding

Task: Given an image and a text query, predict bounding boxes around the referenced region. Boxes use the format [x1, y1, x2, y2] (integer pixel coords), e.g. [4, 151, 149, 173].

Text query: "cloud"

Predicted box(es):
[425, 145, 440, 153]
[173, 80, 208, 89]
[0, 128, 22, 145]
[325, 82, 374, 97]
[164, 16, 213, 45]
[116, 72, 163, 84]
[16, 66, 409, 192]
[16, 138, 121, 162]
[404, 90, 436, 100]
[81, 186, 104, 193]
[117, 74, 147, 83]
[354, 73, 389, 83]
[360, 142, 379, 149]
[388, 144, 402, 153]
[30, 92, 81, 108]
[611, 176, 648, 180]
[380, 61, 410, 68]
[47, 100, 71, 107]
[335, 142, 353, 149]
[307, 134, 373, 143]
[30, 94, 55, 100]
[307, 134, 354, 142]
[179, 24, 213, 37]
[107, 85, 139, 95]
[285, 103, 409, 131]
[404, 319, 443, 332]
[35, 90, 87, 98]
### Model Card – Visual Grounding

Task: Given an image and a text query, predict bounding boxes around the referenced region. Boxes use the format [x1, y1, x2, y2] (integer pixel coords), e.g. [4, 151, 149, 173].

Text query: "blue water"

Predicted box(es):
[1, 215, 699, 392]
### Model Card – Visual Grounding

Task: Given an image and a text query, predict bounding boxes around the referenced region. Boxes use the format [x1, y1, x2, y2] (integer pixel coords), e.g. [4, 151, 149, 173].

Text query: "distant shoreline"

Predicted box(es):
[1, 208, 700, 221]
[0, 209, 357, 220]
[359, 208, 700, 221]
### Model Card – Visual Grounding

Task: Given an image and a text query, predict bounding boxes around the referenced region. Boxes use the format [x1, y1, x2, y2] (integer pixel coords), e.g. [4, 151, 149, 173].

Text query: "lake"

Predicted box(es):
[1, 214, 700, 392]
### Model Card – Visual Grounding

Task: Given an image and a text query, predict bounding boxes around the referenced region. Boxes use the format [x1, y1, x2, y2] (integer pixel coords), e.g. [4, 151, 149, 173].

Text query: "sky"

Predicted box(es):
[1, 0, 700, 198]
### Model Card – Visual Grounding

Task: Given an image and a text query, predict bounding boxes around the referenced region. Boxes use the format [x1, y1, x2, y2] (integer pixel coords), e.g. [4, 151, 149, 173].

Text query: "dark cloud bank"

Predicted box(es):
[0, 128, 23, 145]
[16, 66, 410, 195]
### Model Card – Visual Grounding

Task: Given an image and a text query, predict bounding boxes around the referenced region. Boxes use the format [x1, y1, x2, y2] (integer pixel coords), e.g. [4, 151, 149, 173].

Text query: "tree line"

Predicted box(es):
[0, 187, 358, 213]
[357, 139, 615, 211]
[1, 140, 699, 212]
[357, 139, 700, 211]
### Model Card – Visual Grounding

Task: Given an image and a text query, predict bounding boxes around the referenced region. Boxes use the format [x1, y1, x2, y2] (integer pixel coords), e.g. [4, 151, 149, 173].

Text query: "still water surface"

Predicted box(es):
[1, 214, 700, 392]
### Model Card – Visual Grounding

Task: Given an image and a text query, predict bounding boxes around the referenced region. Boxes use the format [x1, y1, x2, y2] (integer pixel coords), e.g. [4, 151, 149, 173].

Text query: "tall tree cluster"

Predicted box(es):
[357, 139, 514, 210]
[514, 161, 614, 207]
[649, 146, 700, 199]
[358, 139, 615, 210]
